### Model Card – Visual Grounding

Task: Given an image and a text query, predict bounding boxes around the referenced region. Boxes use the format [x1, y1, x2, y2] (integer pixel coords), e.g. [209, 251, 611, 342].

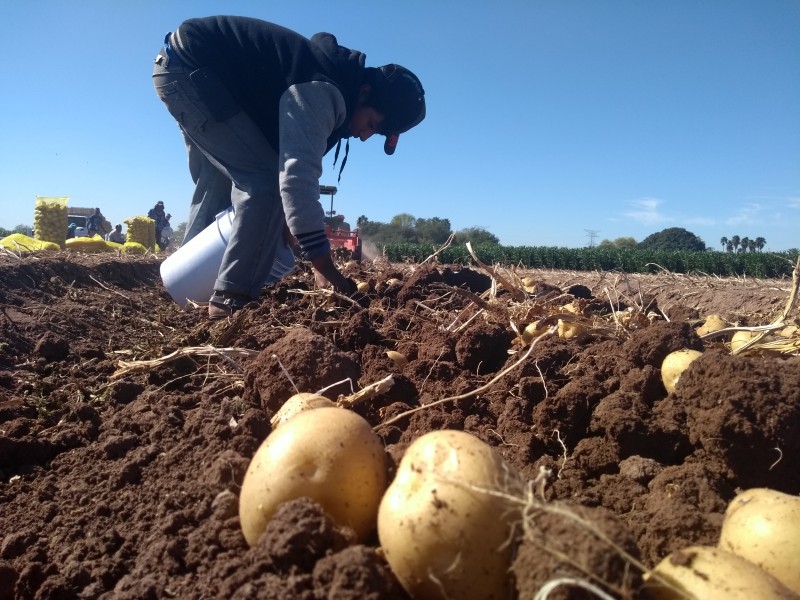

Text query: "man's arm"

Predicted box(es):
[278, 81, 355, 293]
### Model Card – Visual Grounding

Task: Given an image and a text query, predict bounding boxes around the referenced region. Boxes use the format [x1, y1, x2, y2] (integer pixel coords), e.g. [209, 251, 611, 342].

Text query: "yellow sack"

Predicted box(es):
[124, 216, 156, 250]
[33, 196, 69, 246]
[65, 234, 115, 253]
[1, 233, 61, 252]
[122, 241, 148, 254]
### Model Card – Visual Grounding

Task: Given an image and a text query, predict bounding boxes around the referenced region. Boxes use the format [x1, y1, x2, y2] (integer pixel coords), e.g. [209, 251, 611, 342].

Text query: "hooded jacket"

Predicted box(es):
[170, 16, 366, 258]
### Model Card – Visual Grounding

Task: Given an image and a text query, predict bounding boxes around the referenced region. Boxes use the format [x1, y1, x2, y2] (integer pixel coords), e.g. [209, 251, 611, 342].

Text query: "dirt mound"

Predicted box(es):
[0, 252, 797, 599]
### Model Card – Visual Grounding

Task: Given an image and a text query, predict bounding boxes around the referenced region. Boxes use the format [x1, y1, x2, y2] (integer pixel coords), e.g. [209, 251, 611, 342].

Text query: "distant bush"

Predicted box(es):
[638, 227, 706, 252]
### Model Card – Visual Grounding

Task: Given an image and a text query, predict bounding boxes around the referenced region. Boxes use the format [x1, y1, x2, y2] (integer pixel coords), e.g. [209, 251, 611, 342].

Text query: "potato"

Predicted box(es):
[643, 545, 797, 599]
[718, 488, 800, 594]
[377, 429, 522, 600]
[730, 330, 757, 353]
[521, 276, 537, 293]
[660, 349, 703, 394]
[522, 320, 547, 342]
[269, 392, 335, 429]
[386, 350, 408, 366]
[696, 314, 729, 336]
[561, 300, 581, 314]
[779, 325, 798, 338]
[239, 406, 387, 546]
[557, 318, 584, 339]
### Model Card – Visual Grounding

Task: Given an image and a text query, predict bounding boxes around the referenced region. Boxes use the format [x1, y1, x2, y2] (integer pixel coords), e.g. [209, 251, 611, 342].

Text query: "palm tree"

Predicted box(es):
[720, 236, 728, 251]
[755, 237, 766, 251]
[740, 236, 750, 253]
[731, 235, 741, 253]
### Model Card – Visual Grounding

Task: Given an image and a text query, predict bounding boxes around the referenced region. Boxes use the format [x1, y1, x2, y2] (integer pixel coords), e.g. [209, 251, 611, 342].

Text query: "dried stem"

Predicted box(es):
[338, 375, 395, 408]
[112, 346, 259, 378]
[420, 232, 455, 265]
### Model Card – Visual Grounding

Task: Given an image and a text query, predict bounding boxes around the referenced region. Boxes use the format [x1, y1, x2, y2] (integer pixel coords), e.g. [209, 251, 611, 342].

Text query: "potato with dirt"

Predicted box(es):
[377, 429, 523, 600]
[718, 488, 800, 595]
[660, 348, 703, 394]
[239, 406, 388, 545]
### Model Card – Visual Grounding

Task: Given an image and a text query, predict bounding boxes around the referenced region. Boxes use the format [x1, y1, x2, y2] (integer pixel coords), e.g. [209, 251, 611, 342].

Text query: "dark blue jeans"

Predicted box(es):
[153, 50, 290, 299]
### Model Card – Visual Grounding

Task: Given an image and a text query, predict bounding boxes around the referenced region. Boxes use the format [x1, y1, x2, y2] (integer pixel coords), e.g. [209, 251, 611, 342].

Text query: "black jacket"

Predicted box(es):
[171, 16, 365, 153]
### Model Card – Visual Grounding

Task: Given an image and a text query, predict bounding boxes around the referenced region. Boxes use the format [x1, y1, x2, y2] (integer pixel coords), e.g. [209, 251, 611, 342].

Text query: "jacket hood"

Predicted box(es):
[309, 32, 366, 139]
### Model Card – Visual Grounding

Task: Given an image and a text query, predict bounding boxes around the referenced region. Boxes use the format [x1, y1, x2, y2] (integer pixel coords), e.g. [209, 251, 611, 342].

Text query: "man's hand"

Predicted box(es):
[311, 253, 356, 295]
[310, 253, 370, 307]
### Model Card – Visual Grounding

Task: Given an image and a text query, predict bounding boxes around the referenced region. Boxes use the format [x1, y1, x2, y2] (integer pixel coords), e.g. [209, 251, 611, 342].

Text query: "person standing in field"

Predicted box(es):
[152, 15, 426, 318]
[107, 224, 125, 244]
[86, 208, 105, 238]
[148, 201, 171, 247]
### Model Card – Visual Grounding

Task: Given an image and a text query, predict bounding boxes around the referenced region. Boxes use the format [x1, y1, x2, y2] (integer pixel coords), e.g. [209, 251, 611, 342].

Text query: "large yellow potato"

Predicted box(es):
[643, 545, 797, 599]
[377, 429, 522, 600]
[269, 392, 335, 429]
[718, 488, 800, 595]
[660, 349, 703, 394]
[239, 406, 387, 546]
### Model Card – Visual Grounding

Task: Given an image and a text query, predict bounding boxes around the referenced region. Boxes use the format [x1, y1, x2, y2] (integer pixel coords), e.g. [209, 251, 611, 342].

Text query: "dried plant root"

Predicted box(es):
[338, 375, 395, 408]
[534, 577, 619, 600]
[442, 473, 652, 600]
[112, 346, 260, 378]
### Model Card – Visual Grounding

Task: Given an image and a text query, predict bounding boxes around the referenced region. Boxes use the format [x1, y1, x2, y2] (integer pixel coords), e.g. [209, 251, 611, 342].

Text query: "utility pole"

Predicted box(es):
[584, 229, 600, 248]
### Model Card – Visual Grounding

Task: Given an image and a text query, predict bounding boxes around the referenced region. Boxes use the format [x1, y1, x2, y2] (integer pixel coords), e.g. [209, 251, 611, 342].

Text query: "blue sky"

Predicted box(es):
[2, 1, 798, 250]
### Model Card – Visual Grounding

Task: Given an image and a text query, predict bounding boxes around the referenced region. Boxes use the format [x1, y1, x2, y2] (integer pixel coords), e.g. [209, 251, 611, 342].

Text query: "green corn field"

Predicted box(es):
[378, 244, 800, 278]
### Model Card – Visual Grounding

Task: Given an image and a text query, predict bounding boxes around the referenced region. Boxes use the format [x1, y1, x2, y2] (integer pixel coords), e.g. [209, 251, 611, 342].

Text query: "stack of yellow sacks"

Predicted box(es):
[124, 216, 156, 252]
[5, 196, 157, 254]
[33, 196, 69, 247]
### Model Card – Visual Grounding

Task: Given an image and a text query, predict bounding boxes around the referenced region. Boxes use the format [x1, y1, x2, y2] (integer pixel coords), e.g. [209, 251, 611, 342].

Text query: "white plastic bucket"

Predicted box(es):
[161, 207, 235, 308]
[160, 207, 298, 309]
[266, 239, 298, 285]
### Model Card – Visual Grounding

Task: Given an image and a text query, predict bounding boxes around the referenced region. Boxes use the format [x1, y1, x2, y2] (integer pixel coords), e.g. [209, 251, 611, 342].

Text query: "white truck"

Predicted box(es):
[67, 207, 110, 238]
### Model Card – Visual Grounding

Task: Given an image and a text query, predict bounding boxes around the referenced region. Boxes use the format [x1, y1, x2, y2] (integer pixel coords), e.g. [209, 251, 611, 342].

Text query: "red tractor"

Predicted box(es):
[320, 185, 362, 260]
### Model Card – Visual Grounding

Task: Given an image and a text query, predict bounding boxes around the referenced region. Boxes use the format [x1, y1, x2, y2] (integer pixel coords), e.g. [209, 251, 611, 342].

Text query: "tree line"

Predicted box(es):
[0, 218, 775, 256]
[597, 228, 770, 253]
[719, 235, 767, 253]
[593, 228, 706, 251]
[355, 214, 498, 246]
[0, 224, 31, 238]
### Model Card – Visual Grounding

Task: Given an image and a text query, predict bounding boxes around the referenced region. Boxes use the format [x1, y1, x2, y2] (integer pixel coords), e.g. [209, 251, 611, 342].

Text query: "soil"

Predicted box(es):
[0, 251, 798, 600]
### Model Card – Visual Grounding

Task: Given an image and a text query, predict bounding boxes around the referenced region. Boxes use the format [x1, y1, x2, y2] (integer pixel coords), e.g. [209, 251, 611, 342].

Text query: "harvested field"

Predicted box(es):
[0, 251, 798, 599]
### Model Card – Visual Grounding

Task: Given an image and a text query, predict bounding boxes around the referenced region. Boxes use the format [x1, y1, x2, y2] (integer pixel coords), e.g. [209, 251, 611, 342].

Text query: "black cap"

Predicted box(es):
[371, 64, 426, 155]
